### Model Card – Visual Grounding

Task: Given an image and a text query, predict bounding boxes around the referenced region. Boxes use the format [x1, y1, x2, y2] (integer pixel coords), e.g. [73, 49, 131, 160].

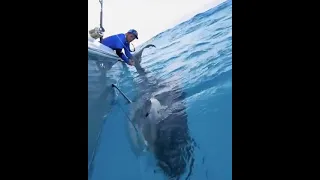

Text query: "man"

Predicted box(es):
[101, 29, 138, 66]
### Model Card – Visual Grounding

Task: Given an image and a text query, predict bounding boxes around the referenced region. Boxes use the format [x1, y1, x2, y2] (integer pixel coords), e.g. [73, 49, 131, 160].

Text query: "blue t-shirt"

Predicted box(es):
[101, 33, 133, 64]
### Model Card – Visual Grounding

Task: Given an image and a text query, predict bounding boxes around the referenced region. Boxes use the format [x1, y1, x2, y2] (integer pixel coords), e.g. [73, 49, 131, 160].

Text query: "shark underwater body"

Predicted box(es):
[126, 44, 195, 179]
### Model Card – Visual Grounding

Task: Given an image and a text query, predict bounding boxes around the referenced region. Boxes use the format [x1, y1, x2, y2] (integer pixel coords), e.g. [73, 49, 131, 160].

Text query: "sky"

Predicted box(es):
[88, 0, 226, 46]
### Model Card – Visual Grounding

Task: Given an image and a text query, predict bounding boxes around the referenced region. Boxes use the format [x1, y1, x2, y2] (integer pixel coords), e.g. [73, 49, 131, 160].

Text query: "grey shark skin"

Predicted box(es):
[132, 44, 156, 73]
[128, 45, 195, 179]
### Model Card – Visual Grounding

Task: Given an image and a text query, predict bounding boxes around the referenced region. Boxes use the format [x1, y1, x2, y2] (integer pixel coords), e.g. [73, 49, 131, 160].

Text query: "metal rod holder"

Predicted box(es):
[111, 84, 132, 104]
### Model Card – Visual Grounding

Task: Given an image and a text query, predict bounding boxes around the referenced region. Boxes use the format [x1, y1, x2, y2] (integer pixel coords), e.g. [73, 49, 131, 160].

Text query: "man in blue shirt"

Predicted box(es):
[101, 29, 138, 66]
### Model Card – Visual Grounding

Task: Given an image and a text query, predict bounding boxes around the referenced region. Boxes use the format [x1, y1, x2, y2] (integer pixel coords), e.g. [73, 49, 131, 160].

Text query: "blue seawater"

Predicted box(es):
[88, 0, 232, 179]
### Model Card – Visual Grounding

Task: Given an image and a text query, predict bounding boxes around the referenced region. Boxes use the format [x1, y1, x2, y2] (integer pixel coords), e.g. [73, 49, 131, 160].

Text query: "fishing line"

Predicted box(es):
[116, 34, 136, 52]
[116, 100, 147, 179]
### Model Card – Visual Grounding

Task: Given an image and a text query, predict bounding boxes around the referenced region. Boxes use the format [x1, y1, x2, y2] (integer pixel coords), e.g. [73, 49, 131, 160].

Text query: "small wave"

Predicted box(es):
[209, 35, 231, 46]
[204, 16, 226, 26]
[209, 31, 225, 40]
[193, 42, 210, 48]
[184, 0, 231, 24]
[163, 55, 180, 64]
[186, 50, 208, 60]
[184, 25, 202, 35]
[222, 16, 232, 22]
[184, 68, 232, 99]
[159, 41, 180, 50]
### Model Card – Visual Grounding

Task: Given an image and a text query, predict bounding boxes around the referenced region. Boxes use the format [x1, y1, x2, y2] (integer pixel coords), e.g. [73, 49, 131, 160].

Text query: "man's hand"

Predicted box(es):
[128, 59, 135, 66]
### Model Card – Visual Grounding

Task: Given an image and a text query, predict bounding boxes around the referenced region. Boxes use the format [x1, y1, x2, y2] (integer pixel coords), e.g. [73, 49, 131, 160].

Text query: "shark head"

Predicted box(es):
[145, 97, 162, 122]
[129, 96, 165, 153]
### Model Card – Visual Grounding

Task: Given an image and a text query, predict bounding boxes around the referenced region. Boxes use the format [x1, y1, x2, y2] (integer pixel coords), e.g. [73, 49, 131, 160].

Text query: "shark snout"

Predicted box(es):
[147, 98, 162, 120]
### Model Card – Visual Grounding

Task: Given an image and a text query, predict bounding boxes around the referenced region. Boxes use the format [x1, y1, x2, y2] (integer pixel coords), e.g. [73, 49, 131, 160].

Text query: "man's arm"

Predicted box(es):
[114, 34, 134, 65]
[123, 43, 133, 60]
[115, 49, 130, 64]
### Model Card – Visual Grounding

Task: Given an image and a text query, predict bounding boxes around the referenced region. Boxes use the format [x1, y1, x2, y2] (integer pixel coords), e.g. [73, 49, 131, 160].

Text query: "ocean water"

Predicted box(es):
[88, 0, 232, 179]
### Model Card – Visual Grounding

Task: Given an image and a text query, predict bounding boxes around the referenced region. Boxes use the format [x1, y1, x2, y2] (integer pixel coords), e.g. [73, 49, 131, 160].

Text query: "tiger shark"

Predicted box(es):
[126, 44, 195, 179]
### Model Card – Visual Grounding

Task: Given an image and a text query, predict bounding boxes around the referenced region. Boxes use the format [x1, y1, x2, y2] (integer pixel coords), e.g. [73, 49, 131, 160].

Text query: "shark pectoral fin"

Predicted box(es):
[142, 140, 150, 152]
[144, 139, 149, 146]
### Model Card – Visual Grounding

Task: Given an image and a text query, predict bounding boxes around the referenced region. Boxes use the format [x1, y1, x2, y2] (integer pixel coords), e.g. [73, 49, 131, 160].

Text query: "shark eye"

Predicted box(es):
[145, 112, 149, 117]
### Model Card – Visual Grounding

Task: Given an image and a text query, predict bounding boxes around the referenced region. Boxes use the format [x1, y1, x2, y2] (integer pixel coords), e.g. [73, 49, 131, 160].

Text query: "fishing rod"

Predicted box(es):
[99, 0, 105, 42]
[96, 0, 135, 53]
